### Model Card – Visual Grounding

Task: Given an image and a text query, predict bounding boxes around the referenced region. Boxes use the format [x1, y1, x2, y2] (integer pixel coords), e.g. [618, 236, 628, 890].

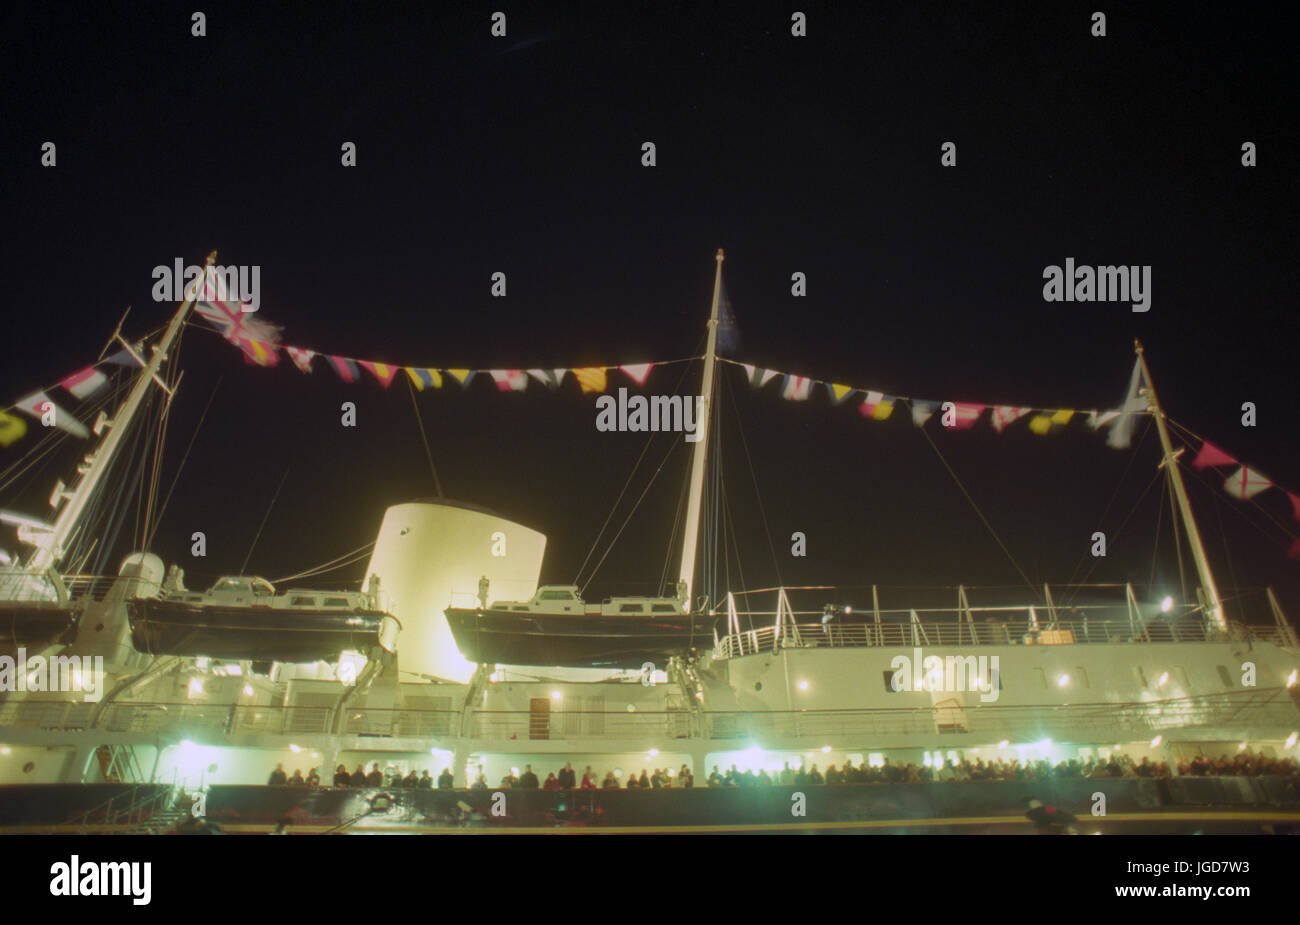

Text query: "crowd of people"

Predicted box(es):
[266, 752, 1300, 789]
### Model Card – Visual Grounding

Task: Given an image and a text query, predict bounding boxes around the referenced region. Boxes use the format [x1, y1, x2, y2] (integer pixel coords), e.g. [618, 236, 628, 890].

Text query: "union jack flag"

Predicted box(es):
[191, 267, 282, 365]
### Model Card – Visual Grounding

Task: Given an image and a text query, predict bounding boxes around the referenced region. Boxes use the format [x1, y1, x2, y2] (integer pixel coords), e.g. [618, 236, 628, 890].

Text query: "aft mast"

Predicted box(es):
[1135, 339, 1228, 633]
[676, 249, 725, 612]
[20, 250, 217, 579]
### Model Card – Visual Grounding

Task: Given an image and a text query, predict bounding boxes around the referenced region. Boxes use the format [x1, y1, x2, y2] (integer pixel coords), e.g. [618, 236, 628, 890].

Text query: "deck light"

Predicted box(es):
[1057, 674, 1069, 687]
[1287, 670, 1297, 688]
[821, 746, 831, 753]
[997, 740, 1009, 749]
[289, 744, 301, 753]
[1160, 596, 1174, 613]
[648, 748, 659, 757]
[1158, 672, 1169, 686]
[242, 685, 254, 697]
[551, 691, 561, 701]
[1286, 732, 1297, 749]
[1150, 736, 1162, 748]
[798, 681, 809, 690]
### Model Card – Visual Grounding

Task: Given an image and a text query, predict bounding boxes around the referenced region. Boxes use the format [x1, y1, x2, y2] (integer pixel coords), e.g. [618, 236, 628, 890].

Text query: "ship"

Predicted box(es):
[0, 249, 1296, 834]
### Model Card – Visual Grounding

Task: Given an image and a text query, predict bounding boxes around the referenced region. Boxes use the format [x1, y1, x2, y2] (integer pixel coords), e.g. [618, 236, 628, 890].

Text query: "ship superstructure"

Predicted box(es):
[0, 251, 1296, 833]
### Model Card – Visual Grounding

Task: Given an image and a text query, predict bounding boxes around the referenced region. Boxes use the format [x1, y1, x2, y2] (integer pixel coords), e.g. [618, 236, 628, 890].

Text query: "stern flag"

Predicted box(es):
[286, 347, 317, 374]
[1106, 359, 1146, 449]
[1223, 466, 1272, 500]
[360, 361, 399, 388]
[1192, 440, 1236, 470]
[60, 366, 108, 400]
[15, 392, 89, 439]
[716, 280, 740, 355]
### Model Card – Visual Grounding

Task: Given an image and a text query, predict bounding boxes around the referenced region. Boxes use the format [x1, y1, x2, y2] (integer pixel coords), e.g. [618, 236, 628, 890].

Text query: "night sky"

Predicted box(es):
[2, 2, 1297, 622]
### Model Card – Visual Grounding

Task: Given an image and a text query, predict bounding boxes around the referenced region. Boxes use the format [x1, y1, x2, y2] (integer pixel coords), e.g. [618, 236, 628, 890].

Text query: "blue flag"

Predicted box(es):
[716, 280, 740, 355]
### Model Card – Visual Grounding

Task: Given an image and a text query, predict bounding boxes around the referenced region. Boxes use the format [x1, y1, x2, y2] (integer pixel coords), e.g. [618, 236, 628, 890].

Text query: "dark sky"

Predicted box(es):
[2, 2, 1297, 621]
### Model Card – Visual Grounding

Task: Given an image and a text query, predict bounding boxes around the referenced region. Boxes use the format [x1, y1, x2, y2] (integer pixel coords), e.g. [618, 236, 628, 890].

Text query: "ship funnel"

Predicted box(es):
[363, 500, 546, 683]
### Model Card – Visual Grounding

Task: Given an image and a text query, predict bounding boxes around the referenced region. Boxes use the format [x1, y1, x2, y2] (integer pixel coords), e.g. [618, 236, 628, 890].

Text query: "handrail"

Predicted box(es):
[8, 687, 1294, 743]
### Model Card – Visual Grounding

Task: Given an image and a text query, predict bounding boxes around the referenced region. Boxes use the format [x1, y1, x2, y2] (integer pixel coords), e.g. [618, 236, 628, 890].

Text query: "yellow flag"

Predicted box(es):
[574, 367, 607, 393]
[0, 410, 27, 447]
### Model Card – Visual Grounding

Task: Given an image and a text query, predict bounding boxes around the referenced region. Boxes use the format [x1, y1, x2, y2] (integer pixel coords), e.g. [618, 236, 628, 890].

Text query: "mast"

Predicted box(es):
[676, 249, 725, 611]
[1135, 339, 1227, 632]
[21, 250, 217, 576]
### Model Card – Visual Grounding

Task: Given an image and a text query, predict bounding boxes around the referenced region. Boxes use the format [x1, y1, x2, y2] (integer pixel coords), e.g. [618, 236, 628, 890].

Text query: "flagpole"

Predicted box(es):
[1135, 339, 1227, 633]
[676, 249, 725, 612]
[22, 251, 218, 578]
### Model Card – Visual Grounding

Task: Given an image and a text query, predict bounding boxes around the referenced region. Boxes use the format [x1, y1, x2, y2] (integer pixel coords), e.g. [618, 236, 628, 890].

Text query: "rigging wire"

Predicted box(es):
[574, 352, 697, 590]
[144, 375, 223, 550]
[272, 541, 376, 585]
[1059, 418, 1151, 593]
[239, 466, 290, 574]
[1064, 466, 1166, 601]
[910, 402, 1036, 592]
[723, 365, 782, 586]
[578, 431, 685, 598]
[405, 374, 443, 499]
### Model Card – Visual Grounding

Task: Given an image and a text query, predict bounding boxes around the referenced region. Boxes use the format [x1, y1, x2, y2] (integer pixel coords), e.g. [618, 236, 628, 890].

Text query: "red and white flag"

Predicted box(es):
[286, 347, 316, 374]
[991, 406, 1031, 433]
[619, 364, 655, 387]
[1223, 466, 1271, 499]
[359, 361, 399, 388]
[782, 375, 813, 401]
[945, 402, 985, 430]
[60, 366, 108, 400]
[1192, 440, 1236, 470]
[15, 392, 89, 438]
[490, 370, 528, 392]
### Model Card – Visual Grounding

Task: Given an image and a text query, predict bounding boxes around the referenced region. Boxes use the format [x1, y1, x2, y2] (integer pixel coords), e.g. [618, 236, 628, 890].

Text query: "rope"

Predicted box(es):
[911, 400, 1036, 592]
[406, 374, 443, 498]
[724, 365, 782, 585]
[272, 542, 376, 585]
[144, 375, 223, 550]
[240, 466, 290, 574]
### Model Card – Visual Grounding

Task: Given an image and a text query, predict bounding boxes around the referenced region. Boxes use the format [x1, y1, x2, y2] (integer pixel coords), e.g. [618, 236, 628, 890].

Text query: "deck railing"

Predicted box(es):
[3, 687, 1294, 744]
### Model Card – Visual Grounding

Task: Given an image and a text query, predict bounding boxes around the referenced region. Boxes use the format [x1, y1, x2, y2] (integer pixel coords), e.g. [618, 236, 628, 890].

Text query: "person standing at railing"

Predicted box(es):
[267, 763, 288, 785]
[437, 768, 453, 789]
[581, 766, 597, 789]
[350, 765, 367, 787]
[558, 762, 576, 789]
[333, 765, 350, 787]
[306, 768, 321, 787]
